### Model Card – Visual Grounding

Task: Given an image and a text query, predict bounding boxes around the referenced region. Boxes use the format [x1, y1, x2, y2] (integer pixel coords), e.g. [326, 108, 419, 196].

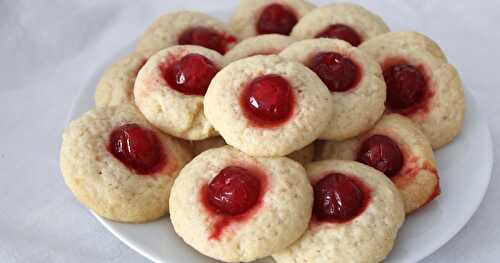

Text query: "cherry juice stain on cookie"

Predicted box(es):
[315, 24, 362, 47]
[357, 135, 404, 177]
[308, 52, 361, 92]
[201, 165, 267, 240]
[257, 4, 298, 35]
[161, 54, 219, 96]
[240, 74, 295, 128]
[178, 27, 236, 55]
[108, 123, 166, 175]
[382, 58, 434, 115]
[313, 173, 371, 223]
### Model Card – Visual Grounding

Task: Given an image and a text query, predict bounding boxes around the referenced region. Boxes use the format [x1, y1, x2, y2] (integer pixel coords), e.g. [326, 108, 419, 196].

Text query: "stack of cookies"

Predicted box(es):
[60, 1, 465, 262]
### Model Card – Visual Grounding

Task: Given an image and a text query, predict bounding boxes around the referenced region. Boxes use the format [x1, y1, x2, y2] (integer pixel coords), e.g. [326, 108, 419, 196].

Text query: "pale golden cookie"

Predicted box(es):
[204, 55, 334, 156]
[169, 146, 312, 262]
[224, 34, 296, 64]
[280, 38, 386, 140]
[134, 45, 225, 140]
[360, 35, 465, 148]
[136, 11, 237, 54]
[291, 3, 389, 45]
[60, 104, 191, 223]
[317, 114, 439, 213]
[273, 160, 405, 263]
[231, 0, 315, 39]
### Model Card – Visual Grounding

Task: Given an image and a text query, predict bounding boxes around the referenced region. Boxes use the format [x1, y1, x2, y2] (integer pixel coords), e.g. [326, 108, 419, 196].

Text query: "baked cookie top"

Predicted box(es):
[204, 55, 334, 156]
[291, 3, 389, 46]
[360, 34, 465, 148]
[231, 0, 316, 39]
[224, 34, 296, 64]
[280, 38, 386, 141]
[317, 114, 439, 213]
[134, 45, 225, 140]
[273, 159, 405, 263]
[136, 11, 237, 54]
[60, 104, 192, 223]
[169, 146, 312, 262]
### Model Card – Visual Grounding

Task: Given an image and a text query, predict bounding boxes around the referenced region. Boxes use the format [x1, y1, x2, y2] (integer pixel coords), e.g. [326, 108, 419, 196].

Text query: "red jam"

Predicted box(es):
[315, 24, 362, 47]
[257, 4, 298, 35]
[383, 64, 427, 111]
[357, 135, 404, 177]
[201, 165, 266, 240]
[178, 27, 235, 54]
[308, 52, 361, 92]
[240, 74, 295, 128]
[162, 54, 218, 96]
[313, 173, 370, 222]
[108, 123, 165, 175]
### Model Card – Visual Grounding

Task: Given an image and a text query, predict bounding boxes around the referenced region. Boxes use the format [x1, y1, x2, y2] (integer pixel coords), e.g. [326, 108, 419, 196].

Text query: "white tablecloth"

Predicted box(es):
[1, 0, 499, 262]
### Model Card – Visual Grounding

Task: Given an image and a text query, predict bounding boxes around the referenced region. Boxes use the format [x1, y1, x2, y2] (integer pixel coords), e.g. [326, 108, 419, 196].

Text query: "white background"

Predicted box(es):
[1, 0, 499, 262]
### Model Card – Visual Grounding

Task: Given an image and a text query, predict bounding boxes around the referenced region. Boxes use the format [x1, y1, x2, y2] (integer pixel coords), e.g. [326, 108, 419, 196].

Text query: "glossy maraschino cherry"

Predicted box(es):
[240, 74, 295, 127]
[308, 52, 360, 92]
[206, 166, 261, 216]
[162, 54, 218, 96]
[257, 4, 298, 35]
[383, 64, 427, 111]
[178, 27, 233, 54]
[108, 123, 165, 175]
[315, 24, 362, 47]
[313, 173, 366, 222]
[357, 135, 404, 177]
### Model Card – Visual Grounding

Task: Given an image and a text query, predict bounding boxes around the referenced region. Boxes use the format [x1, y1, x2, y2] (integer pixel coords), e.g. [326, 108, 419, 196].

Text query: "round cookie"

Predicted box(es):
[291, 3, 389, 46]
[230, 0, 315, 39]
[317, 114, 439, 213]
[360, 34, 465, 149]
[360, 31, 448, 62]
[224, 34, 296, 63]
[272, 159, 405, 263]
[204, 55, 334, 156]
[134, 45, 225, 140]
[136, 11, 237, 54]
[169, 146, 313, 262]
[280, 38, 386, 141]
[95, 51, 152, 107]
[60, 104, 192, 223]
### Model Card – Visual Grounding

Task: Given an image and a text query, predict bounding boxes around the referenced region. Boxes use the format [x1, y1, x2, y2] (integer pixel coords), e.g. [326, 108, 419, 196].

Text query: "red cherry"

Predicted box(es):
[162, 54, 218, 96]
[308, 52, 360, 92]
[178, 27, 233, 54]
[315, 24, 362, 47]
[240, 74, 295, 127]
[313, 173, 365, 222]
[257, 4, 298, 35]
[206, 166, 261, 216]
[357, 135, 404, 177]
[108, 124, 165, 175]
[383, 64, 427, 111]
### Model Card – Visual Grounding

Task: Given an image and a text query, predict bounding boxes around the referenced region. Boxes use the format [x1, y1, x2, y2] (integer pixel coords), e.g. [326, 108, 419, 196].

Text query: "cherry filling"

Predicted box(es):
[108, 123, 165, 175]
[308, 52, 361, 92]
[240, 74, 295, 128]
[357, 135, 404, 177]
[257, 4, 298, 35]
[315, 24, 362, 47]
[202, 165, 266, 240]
[178, 27, 235, 54]
[313, 173, 370, 222]
[161, 54, 218, 96]
[383, 64, 427, 112]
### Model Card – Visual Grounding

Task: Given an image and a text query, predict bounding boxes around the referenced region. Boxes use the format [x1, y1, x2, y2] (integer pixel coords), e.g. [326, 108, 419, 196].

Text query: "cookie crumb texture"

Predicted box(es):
[169, 146, 313, 262]
[204, 55, 334, 157]
[60, 105, 191, 223]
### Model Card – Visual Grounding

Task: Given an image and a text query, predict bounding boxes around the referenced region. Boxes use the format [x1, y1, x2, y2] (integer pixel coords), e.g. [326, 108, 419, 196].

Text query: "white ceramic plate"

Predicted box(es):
[68, 10, 493, 263]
